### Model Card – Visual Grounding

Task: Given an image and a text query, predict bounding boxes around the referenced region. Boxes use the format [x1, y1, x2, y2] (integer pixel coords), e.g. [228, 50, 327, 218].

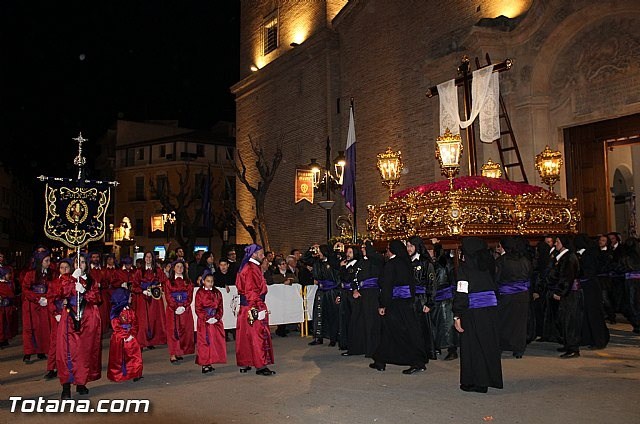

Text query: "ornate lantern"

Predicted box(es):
[376, 147, 404, 197]
[535, 145, 563, 192]
[308, 158, 321, 189]
[481, 158, 502, 179]
[435, 128, 463, 189]
[334, 151, 346, 186]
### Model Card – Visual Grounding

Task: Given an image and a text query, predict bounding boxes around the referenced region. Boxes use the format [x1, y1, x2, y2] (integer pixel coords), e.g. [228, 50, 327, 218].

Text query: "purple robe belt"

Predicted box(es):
[239, 293, 266, 306]
[359, 278, 379, 289]
[625, 272, 640, 280]
[120, 323, 132, 331]
[67, 296, 82, 307]
[415, 286, 426, 295]
[498, 280, 530, 295]
[468, 291, 497, 309]
[54, 299, 65, 312]
[570, 279, 582, 291]
[318, 280, 338, 291]
[0, 297, 12, 307]
[31, 284, 47, 294]
[392, 285, 412, 299]
[342, 282, 354, 291]
[141, 281, 159, 290]
[171, 291, 188, 303]
[435, 287, 453, 302]
[205, 307, 217, 318]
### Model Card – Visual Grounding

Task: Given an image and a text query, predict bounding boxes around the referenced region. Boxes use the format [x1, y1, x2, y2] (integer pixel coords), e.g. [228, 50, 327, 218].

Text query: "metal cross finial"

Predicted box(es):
[73, 132, 87, 179]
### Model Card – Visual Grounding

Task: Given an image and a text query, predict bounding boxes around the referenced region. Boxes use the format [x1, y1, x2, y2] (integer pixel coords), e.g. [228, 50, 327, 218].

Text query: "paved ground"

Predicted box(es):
[1, 321, 639, 424]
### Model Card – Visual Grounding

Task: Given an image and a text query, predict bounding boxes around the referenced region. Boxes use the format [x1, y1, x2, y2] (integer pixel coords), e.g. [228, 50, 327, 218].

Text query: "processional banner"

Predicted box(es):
[43, 179, 111, 248]
[294, 169, 314, 204]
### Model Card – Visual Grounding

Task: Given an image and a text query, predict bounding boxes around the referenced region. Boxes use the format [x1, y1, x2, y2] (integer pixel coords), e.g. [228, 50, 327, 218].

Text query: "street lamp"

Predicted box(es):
[435, 128, 463, 190]
[535, 145, 563, 192]
[308, 137, 344, 241]
[376, 147, 404, 197]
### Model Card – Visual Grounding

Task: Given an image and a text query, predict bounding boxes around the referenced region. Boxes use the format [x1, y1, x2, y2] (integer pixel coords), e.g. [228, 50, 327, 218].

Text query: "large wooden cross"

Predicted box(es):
[426, 55, 512, 175]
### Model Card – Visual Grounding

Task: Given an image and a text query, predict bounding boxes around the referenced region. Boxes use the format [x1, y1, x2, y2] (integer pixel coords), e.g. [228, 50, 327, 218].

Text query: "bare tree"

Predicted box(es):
[232, 134, 283, 251]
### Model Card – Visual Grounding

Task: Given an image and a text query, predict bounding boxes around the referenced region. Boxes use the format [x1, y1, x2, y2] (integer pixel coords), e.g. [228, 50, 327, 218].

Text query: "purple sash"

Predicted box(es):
[625, 272, 640, 280]
[0, 297, 12, 307]
[415, 286, 426, 294]
[54, 299, 65, 312]
[141, 281, 159, 290]
[498, 280, 529, 295]
[120, 323, 132, 331]
[239, 293, 266, 306]
[31, 284, 47, 294]
[205, 307, 217, 318]
[392, 285, 411, 299]
[342, 282, 354, 291]
[171, 291, 188, 303]
[318, 280, 338, 291]
[468, 291, 497, 309]
[571, 279, 582, 291]
[435, 287, 453, 301]
[359, 278, 379, 289]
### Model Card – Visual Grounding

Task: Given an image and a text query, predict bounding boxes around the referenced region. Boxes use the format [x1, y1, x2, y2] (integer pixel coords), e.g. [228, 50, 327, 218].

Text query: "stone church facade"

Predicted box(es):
[232, 0, 640, 253]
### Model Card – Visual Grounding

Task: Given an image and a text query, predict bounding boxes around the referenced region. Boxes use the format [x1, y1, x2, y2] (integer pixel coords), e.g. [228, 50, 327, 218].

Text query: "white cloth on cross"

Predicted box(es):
[437, 64, 500, 143]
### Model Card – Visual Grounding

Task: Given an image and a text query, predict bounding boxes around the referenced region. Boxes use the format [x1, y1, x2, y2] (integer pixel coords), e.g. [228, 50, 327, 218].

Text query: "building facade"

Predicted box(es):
[232, 0, 640, 253]
[111, 120, 236, 259]
[0, 165, 34, 268]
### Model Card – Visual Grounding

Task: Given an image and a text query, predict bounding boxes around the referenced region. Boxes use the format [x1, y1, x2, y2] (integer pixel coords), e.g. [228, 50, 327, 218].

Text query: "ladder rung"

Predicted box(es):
[500, 130, 511, 136]
[504, 163, 521, 168]
[499, 147, 516, 152]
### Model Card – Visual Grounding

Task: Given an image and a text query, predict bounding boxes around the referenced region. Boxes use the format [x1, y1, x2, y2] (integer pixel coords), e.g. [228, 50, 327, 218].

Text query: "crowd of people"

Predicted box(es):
[0, 231, 639, 397]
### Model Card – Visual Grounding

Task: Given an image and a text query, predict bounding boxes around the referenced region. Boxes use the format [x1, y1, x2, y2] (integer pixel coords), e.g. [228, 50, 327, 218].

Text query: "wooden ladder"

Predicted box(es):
[476, 54, 528, 183]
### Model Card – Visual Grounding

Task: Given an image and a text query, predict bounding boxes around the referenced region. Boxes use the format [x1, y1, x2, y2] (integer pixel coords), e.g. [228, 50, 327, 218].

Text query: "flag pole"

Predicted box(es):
[350, 98, 358, 244]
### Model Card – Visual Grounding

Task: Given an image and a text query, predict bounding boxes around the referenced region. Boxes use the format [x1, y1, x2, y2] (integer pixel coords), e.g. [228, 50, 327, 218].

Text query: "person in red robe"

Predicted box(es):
[44, 259, 73, 379]
[195, 270, 226, 373]
[108, 287, 143, 382]
[166, 260, 195, 363]
[57, 254, 102, 399]
[103, 253, 119, 298]
[89, 251, 111, 335]
[21, 250, 55, 363]
[132, 252, 168, 349]
[0, 254, 17, 349]
[112, 256, 136, 295]
[235, 244, 275, 376]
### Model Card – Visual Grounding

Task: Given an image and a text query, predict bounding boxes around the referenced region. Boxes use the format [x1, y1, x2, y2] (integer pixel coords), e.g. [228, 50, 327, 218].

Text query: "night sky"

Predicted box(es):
[1, 1, 240, 180]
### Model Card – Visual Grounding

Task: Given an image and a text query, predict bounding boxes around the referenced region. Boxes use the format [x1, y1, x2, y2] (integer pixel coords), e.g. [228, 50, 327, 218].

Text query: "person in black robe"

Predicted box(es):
[407, 236, 437, 361]
[304, 244, 341, 346]
[370, 240, 427, 374]
[342, 240, 382, 357]
[337, 244, 360, 351]
[453, 237, 503, 393]
[496, 237, 532, 358]
[431, 245, 458, 360]
[620, 237, 640, 334]
[549, 235, 582, 358]
[573, 234, 610, 348]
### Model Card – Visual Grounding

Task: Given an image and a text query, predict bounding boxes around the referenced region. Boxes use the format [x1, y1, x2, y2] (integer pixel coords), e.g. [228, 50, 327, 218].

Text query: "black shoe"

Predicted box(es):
[369, 362, 385, 371]
[556, 347, 568, 352]
[402, 366, 426, 375]
[341, 352, 353, 356]
[147, 345, 155, 350]
[308, 339, 323, 346]
[61, 384, 71, 400]
[460, 384, 488, 393]
[37, 353, 47, 360]
[176, 356, 184, 361]
[256, 367, 276, 376]
[328, 341, 337, 347]
[44, 370, 57, 380]
[435, 349, 441, 356]
[513, 352, 524, 359]
[133, 376, 144, 382]
[202, 366, 210, 374]
[23, 355, 32, 364]
[239, 366, 252, 373]
[170, 358, 179, 364]
[443, 351, 458, 361]
[0, 340, 9, 348]
[560, 351, 580, 359]
[76, 385, 89, 395]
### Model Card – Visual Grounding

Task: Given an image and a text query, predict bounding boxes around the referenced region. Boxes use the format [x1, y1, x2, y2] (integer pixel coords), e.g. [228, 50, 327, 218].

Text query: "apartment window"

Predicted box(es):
[196, 144, 205, 157]
[135, 176, 145, 201]
[155, 175, 168, 199]
[136, 148, 145, 161]
[135, 217, 144, 237]
[224, 176, 236, 201]
[159, 145, 166, 157]
[263, 10, 278, 55]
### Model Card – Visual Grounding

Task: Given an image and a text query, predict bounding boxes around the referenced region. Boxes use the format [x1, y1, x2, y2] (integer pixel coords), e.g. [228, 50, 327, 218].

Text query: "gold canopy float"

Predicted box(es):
[367, 134, 580, 240]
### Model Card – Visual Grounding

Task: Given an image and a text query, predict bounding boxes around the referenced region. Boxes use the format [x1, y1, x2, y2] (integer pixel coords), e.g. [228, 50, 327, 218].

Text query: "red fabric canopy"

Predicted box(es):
[392, 176, 544, 199]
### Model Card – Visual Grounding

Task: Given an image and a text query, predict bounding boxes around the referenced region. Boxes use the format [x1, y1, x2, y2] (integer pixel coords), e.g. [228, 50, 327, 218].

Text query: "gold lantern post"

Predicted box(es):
[435, 128, 463, 189]
[535, 145, 563, 192]
[481, 158, 502, 179]
[376, 147, 404, 197]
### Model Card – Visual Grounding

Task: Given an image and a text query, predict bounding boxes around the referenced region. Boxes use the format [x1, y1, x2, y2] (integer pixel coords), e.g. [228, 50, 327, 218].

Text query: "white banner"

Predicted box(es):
[191, 284, 315, 330]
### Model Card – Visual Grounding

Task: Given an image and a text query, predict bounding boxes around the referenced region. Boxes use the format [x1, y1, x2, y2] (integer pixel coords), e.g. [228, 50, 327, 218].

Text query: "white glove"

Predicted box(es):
[75, 282, 86, 294]
[121, 282, 129, 288]
[72, 268, 83, 279]
[257, 310, 267, 321]
[143, 290, 151, 296]
[206, 317, 217, 324]
[38, 297, 48, 307]
[55, 314, 61, 323]
[125, 335, 134, 342]
[175, 306, 186, 315]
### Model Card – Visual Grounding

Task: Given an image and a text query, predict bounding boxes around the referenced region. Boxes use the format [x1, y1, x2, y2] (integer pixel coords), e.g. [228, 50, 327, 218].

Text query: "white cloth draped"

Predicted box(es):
[437, 64, 500, 143]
